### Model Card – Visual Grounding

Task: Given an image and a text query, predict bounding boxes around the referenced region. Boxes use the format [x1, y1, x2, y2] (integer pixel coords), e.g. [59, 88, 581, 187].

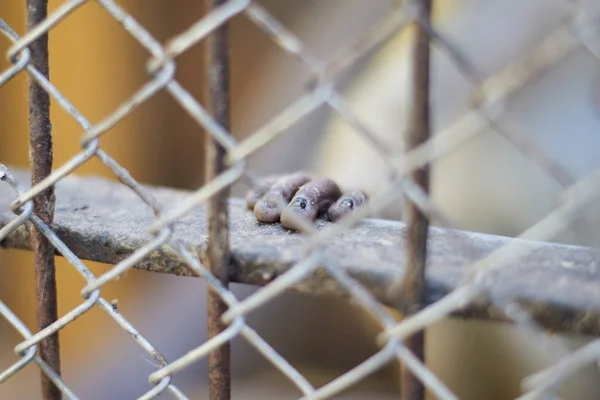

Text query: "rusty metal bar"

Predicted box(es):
[399, 1, 432, 399]
[205, 0, 232, 399]
[25, 1, 62, 399]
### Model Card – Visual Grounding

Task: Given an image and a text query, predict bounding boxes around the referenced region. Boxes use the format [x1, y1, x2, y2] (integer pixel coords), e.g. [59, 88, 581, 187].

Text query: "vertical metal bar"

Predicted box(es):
[205, 1, 232, 399]
[400, 1, 432, 399]
[26, 1, 61, 400]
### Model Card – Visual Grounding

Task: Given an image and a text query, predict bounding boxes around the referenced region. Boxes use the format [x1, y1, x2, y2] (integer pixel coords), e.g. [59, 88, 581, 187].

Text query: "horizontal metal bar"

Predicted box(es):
[1, 167, 599, 335]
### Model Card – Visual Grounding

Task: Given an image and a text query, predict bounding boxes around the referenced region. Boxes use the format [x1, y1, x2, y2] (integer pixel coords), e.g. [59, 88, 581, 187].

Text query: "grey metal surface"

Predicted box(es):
[2, 167, 599, 335]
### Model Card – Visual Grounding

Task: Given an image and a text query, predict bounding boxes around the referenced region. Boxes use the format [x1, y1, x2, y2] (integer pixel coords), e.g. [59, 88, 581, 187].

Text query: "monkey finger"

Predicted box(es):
[281, 177, 342, 231]
[254, 172, 313, 223]
[245, 175, 281, 210]
[326, 190, 369, 222]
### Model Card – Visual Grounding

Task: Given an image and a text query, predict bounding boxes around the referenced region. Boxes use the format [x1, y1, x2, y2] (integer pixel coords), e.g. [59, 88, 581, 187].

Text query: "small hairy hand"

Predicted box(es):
[246, 172, 369, 232]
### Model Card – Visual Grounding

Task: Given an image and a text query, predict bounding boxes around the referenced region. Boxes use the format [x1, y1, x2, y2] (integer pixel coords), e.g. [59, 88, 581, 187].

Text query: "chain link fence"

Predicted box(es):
[1, 0, 600, 399]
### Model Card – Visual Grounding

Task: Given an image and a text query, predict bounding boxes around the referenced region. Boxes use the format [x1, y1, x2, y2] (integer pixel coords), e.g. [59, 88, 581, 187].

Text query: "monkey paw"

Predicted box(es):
[245, 172, 368, 232]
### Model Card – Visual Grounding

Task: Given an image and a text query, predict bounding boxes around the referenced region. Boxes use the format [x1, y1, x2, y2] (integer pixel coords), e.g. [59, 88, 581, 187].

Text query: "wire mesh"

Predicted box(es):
[1, 0, 600, 399]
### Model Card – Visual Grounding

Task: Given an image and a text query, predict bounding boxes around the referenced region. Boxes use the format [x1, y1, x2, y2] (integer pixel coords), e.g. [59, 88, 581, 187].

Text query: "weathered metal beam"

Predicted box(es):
[1, 167, 600, 336]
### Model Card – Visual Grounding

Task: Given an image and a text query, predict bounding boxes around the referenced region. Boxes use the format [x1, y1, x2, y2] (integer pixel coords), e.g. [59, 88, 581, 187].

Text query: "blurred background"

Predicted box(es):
[1, 0, 600, 399]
